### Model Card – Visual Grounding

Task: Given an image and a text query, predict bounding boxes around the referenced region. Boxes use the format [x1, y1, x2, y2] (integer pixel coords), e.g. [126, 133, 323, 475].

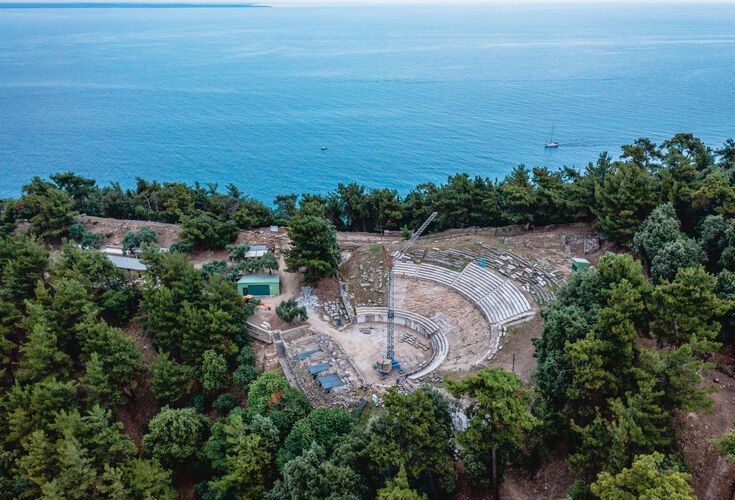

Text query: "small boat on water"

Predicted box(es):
[545, 126, 559, 149]
[321, 146, 328, 151]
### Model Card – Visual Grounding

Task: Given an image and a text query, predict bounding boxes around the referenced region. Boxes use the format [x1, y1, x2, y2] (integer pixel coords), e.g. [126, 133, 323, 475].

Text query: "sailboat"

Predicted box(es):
[545, 126, 559, 149]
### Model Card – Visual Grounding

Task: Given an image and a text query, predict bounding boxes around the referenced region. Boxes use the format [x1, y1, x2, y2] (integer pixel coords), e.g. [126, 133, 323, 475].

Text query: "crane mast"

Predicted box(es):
[375, 212, 438, 377]
[383, 246, 396, 361]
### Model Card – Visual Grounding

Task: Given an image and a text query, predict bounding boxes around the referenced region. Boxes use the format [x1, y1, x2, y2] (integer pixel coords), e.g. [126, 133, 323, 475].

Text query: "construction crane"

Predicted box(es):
[374, 211, 438, 377]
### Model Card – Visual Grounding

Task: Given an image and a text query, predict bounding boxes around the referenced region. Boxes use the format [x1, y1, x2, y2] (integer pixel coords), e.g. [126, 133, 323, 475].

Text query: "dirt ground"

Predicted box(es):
[189, 227, 288, 269]
[415, 224, 605, 281]
[114, 371, 158, 449]
[679, 353, 735, 499]
[501, 449, 576, 500]
[79, 214, 182, 248]
[488, 314, 544, 385]
[121, 321, 155, 363]
[78, 214, 288, 269]
[395, 278, 497, 372]
[335, 322, 432, 384]
[482, 225, 607, 278]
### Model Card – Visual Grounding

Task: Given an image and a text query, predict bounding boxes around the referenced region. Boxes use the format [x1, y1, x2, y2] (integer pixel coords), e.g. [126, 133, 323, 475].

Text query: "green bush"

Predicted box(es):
[233, 363, 257, 392]
[69, 222, 104, 249]
[142, 407, 210, 466]
[213, 393, 238, 414]
[276, 299, 308, 324]
[122, 227, 157, 254]
[201, 350, 229, 395]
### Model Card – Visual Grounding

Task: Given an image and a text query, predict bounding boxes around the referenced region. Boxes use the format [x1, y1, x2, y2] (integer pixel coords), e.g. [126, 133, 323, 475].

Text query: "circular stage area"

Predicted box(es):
[330, 307, 446, 384]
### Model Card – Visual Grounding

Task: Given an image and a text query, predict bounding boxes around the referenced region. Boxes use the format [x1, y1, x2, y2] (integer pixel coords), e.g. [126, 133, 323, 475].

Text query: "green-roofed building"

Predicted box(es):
[237, 274, 280, 297]
[572, 257, 591, 273]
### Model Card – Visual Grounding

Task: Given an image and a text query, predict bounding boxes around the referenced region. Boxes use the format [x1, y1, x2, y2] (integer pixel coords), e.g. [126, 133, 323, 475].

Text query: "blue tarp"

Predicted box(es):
[297, 349, 321, 360]
[308, 363, 330, 375]
[318, 373, 344, 390]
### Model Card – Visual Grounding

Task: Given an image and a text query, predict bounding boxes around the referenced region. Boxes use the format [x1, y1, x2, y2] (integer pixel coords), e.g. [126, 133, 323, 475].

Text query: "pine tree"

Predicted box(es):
[595, 162, 658, 244]
[45, 434, 97, 499]
[377, 466, 427, 500]
[590, 452, 694, 499]
[632, 202, 682, 267]
[142, 407, 209, 466]
[200, 349, 229, 395]
[16, 321, 72, 383]
[570, 379, 670, 475]
[285, 214, 341, 283]
[566, 281, 643, 411]
[82, 353, 118, 406]
[447, 368, 538, 497]
[209, 433, 272, 499]
[368, 387, 457, 495]
[150, 352, 194, 406]
[649, 265, 725, 353]
[14, 177, 77, 240]
[268, 442, 361, 500]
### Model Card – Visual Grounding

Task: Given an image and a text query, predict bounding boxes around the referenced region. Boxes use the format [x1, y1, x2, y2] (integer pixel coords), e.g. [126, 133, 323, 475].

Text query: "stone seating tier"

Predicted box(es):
[393, 261, 532, 327]
[354, 306, 447, 380]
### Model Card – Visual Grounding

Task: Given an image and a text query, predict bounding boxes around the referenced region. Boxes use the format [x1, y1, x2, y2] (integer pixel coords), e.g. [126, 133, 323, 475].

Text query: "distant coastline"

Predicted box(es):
[2, 3, 733, 202]
[0, 2, 267, 8]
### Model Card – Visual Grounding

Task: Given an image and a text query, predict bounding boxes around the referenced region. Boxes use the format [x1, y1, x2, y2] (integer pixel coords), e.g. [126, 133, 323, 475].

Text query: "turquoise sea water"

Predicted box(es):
[1, 3, 734, 201]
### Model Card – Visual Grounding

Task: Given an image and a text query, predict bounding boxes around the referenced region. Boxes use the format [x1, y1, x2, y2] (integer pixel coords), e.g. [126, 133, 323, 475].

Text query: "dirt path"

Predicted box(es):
[305, 310, 343, 339]
[260, 255, 302, 309]
[337, 231, 402, 244]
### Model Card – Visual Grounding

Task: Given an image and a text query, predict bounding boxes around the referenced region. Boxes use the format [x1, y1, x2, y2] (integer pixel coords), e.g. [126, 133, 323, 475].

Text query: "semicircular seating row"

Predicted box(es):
[393, 260, 534, 326]
[355, 306, 448, 381]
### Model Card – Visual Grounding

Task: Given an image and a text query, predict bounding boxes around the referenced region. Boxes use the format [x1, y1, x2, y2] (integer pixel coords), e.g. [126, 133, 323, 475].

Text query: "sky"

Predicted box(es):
[6, 0, 735, 4]
[266, 0, 735, 4]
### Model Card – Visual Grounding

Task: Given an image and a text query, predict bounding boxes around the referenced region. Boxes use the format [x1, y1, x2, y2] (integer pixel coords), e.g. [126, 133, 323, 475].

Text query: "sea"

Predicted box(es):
[1, 3, 734, 201]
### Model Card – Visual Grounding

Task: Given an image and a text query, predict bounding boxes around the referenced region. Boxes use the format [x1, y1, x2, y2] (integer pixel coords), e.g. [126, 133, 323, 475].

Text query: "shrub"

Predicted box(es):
[201, 349, 229, 395]
[142, 407, 210, 465]
[213, 393, 238, 414]
[70, 222, 104, 249]
[233, 363, 257, 391]
[276, 299, 308, 324]
[122, 227, 157, 254]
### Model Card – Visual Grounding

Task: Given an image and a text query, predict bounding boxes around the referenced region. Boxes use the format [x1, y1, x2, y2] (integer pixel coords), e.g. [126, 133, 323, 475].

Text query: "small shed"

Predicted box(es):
[237, 274, 280, 297]
[317, 373, 344, 392]
[572, 257, 591, 273]
[107, 255, 147, 275]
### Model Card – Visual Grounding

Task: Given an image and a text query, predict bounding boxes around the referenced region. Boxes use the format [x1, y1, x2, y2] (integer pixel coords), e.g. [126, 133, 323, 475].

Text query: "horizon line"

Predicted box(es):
[0, 2, 268, 7]
[4, 0, 735, 5]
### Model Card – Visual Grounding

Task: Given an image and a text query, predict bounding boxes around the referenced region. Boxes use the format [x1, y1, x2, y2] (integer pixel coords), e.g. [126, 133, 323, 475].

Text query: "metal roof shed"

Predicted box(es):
[236, 274, 280, 297]
[317, 373, 344, 392]
[572, 258, 591, 273]
[107, 255, 147, 272]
